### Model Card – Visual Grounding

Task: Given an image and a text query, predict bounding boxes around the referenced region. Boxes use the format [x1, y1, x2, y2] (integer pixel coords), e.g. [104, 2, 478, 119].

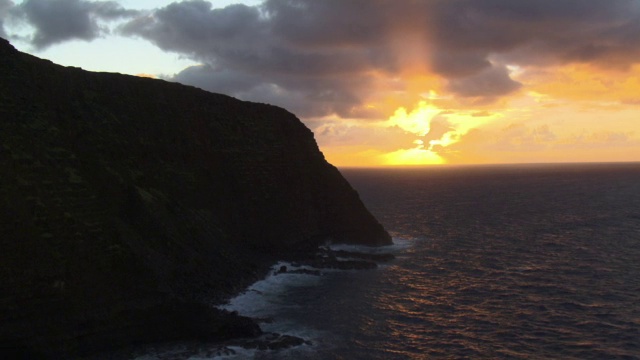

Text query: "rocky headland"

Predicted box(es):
[0, 37, 391, 358]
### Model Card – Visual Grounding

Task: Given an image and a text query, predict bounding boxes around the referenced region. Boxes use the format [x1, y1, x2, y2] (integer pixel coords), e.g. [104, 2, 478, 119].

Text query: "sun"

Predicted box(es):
[383, 145, 445, 165]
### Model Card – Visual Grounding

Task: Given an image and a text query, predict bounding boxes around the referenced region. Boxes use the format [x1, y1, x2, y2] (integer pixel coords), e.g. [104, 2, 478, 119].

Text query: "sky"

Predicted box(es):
[2, 0, 640, 167]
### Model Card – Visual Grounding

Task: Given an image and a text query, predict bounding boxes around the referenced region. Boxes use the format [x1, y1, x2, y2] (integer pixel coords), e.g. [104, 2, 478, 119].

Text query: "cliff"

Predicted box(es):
[0, 37, 391, 358]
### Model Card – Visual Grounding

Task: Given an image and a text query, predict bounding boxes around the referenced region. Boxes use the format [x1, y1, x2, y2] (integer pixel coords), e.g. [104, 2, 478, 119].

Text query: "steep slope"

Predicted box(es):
[0, 38, 391, 358]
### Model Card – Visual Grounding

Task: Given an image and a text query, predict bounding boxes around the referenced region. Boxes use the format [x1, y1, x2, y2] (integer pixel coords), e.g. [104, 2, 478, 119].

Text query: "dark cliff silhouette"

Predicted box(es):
[0, 37, 391, 358]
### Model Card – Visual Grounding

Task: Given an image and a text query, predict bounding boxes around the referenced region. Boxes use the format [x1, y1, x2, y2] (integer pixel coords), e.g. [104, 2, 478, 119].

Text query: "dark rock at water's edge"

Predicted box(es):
[103, 332, 311, 359]
[0, 37, 391, 358]
[321, 247, 396, 263]
[275, 247, 396, 275]
[289, 248, 386, 271]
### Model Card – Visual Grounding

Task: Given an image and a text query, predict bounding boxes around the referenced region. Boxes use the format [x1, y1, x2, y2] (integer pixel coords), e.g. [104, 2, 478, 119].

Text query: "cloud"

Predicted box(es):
[115, 0, 640, 118]
[0, 0, 15, 39]
[264, 0, 391, 48]
[430, 51, 491, 78]
[423, 118, 455, 144]
[558, 130, 640, 149]
[314, 119, 418, 152]
[431, 128, 489, 163]
[121, 2, 265, 65]
[120, 1, 387, 117]
[519, 63, 640, 105]
[118, 1, 419, 116]
[491, 123, 557, 152]
[171, 62, 372, 118]
[10, 0, 640, 120]
[461, 122, 637, 155]
[121, 1, 380, 76]
[0, 0, 14, 38]
[172, 64, 260, 95]
[428, 0, 640, 69]
[13, 0, 138, 49]
[418, 122, 556, 163]
[447, 65, 522, 98]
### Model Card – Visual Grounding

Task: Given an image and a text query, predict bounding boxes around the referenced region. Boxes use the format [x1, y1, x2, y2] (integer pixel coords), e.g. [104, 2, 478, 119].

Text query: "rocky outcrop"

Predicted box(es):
[0, 37, 391, 358]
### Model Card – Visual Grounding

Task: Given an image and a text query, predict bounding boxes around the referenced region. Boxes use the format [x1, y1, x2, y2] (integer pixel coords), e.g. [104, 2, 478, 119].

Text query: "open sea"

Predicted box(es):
[141, 162, 640, 359]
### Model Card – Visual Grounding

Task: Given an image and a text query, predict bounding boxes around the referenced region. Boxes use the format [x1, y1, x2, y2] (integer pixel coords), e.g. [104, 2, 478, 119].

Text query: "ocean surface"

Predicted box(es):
[141, 163, 640, 359]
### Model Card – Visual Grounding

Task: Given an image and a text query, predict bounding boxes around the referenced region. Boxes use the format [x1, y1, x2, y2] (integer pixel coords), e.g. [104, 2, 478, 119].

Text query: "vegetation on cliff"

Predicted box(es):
[0, 37, 390, 358]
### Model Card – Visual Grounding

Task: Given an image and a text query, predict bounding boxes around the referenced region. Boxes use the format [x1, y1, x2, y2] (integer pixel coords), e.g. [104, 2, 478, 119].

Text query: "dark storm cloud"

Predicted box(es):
[447, 65, 522, 98]
[14, 0, 138, 49]
[121, 2, 265, 64]
[173, 64, 260, 95]
[121, 1, 387, 75]
[430, 51, 491, 78]
[263, 0, 390, 47]
[430, 0, 640, 71]
[173, 62, 370, 118]
[117, 0, 640, 117]
[121, 0, 381, 117]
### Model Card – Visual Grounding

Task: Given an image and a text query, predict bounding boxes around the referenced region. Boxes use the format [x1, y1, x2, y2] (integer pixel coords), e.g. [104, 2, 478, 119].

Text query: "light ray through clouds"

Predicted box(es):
[2, 0, 640, 166]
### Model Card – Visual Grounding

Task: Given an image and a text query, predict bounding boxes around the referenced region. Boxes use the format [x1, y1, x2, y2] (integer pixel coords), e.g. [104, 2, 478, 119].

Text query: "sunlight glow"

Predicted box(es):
[386, 101, 441, 136]
[382, 145, 445, 165]
[378, 101, 504, 165]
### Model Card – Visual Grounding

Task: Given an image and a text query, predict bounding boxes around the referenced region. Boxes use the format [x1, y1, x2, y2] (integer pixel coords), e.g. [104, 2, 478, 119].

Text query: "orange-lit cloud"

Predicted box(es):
[136, 73, 157, 78]
[522, 64, 640, 106]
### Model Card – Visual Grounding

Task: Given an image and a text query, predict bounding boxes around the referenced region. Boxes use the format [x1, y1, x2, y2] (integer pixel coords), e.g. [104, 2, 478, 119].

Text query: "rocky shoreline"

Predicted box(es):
[280, 246, 396, 272]
[222, 247, 397, 352]
[81, 246, 395, 359]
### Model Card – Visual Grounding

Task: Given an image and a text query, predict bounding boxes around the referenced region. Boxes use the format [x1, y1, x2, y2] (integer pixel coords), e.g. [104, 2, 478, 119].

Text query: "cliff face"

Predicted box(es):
[0, 38, 390, 357]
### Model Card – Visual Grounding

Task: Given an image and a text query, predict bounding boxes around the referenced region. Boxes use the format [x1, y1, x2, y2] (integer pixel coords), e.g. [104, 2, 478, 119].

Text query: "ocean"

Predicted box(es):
[140, 163, 640, 359]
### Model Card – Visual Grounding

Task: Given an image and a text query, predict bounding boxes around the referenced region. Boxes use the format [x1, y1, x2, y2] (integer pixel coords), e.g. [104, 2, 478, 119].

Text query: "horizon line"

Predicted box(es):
[337, 160, 640, 170]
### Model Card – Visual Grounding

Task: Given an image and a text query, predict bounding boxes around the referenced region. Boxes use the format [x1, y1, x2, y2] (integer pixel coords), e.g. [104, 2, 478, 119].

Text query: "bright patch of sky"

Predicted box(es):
[117, 0, 262, 10]
[7, 0, 263, 76]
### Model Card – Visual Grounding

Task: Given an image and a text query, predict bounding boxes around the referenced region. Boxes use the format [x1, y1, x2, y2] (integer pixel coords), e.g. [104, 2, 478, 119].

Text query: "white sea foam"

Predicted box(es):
[219, 261, 323, 319]
[137, 240, 405, 359]
[210, 342, 319, 360]
[210, 241, 411, 358]
[133, 344, 254, 360]
[328, 236, 413, 253]
[389, 236, 415, 249]
[210, 346, 258, 360]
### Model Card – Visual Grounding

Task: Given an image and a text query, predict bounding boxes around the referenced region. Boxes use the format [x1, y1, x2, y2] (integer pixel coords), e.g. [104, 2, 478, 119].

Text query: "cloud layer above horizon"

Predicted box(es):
[3, 0, 640, 165]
